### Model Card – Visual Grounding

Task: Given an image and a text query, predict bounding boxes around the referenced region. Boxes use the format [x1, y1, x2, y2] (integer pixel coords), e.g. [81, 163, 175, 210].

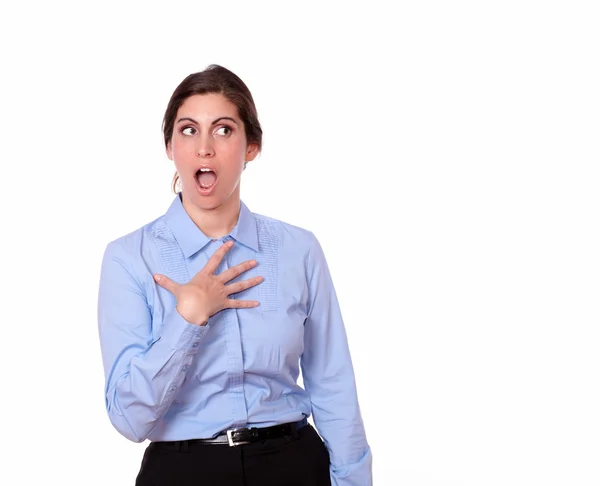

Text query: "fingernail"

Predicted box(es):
[154, 275, 161, 282]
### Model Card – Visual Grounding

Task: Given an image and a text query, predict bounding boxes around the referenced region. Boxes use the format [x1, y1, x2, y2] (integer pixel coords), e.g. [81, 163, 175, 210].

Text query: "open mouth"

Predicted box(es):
[196, 167, 217, 190]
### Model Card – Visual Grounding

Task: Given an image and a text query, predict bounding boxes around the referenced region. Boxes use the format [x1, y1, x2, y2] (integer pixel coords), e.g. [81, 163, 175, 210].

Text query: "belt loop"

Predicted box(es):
[291, 419, 301, 439]
[179, 440, 190, 453]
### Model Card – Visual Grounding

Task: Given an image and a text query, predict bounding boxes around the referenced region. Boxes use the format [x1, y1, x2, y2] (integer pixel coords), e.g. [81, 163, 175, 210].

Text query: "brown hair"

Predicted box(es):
[162, 64, 263, 193]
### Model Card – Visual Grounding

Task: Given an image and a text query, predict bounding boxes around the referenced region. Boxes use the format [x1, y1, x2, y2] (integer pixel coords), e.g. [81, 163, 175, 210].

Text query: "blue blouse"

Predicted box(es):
[98, 193, 372, 485]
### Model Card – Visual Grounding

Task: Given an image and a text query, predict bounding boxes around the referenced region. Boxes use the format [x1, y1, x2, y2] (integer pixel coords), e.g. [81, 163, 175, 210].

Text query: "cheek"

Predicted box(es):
[170, 142, 194, 163]
[221, 141, 248, 163]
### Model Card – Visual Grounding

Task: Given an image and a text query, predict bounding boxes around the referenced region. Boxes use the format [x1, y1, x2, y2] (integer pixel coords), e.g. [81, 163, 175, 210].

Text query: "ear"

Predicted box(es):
[166, 141, 173, 161]
[245, 143, 260, 162]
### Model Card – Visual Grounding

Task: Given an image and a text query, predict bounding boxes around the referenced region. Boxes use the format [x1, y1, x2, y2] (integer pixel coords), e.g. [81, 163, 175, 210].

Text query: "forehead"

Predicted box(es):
[177, 93, 239, 120]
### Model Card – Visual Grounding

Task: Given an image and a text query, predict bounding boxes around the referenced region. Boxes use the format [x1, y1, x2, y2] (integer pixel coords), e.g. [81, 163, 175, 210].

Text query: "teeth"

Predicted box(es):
[199, 168, 213, 172]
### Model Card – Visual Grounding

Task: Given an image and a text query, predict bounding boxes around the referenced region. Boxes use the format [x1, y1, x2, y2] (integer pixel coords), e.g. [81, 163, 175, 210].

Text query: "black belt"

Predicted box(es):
[191, 417, 308, 447]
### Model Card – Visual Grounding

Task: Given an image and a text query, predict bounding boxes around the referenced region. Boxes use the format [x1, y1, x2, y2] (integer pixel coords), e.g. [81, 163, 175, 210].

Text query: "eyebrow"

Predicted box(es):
[176, 116, 238, 126]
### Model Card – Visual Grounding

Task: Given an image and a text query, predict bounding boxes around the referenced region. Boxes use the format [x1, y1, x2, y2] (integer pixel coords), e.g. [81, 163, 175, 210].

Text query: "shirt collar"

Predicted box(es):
[164, 193, 259, 258]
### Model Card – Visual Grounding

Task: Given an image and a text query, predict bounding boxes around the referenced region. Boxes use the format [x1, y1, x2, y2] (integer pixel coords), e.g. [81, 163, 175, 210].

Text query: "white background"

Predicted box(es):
[1, 1, 599, 485]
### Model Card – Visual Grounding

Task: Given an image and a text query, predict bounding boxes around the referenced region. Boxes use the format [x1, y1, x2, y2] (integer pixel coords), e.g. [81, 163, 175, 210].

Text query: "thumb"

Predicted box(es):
[153, 274, 178, 294]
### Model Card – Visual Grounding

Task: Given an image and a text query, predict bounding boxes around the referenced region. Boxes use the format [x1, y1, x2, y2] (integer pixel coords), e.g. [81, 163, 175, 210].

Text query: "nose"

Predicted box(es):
[196, 136, 214, 157]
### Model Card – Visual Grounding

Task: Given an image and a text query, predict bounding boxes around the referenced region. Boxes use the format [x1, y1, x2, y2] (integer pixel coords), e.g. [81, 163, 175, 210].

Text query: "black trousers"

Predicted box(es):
[135, 424, 331, 486]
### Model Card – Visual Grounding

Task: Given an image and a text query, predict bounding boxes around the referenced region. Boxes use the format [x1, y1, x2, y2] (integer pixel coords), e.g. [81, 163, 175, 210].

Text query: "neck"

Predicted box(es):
[181, 188, 241, 239]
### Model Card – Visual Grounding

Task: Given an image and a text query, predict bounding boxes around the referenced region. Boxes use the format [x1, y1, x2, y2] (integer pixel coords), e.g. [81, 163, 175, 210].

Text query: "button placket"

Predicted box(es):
[216, 238, 248, 427]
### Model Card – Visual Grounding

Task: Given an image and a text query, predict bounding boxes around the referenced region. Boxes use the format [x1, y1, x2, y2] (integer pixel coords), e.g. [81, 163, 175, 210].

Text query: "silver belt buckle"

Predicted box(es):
[226, 427, 251, 447]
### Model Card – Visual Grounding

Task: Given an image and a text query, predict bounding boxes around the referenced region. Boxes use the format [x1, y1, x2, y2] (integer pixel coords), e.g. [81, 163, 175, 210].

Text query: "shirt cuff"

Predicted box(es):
[330, 446, 373, 486]
[157, 306, 211, 352]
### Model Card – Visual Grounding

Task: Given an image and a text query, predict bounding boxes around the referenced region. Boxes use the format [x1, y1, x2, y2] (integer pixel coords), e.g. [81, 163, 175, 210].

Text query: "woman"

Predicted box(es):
[98, 64, 372, 486]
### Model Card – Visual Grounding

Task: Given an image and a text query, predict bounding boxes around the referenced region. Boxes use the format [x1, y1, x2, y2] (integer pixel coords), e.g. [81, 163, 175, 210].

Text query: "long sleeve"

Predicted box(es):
[301, 233, 373, 486]
[97, 240, 210, 442]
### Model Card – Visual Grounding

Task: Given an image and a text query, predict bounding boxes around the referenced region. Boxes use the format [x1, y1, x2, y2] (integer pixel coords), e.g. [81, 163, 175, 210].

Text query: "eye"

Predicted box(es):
[215, 126, 232, 137]
[181, 126, 197, 136]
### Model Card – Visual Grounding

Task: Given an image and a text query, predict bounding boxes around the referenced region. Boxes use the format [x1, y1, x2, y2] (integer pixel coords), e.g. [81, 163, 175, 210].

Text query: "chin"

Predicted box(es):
[184, 190, 228, 211]
[190, 195, 222, 210]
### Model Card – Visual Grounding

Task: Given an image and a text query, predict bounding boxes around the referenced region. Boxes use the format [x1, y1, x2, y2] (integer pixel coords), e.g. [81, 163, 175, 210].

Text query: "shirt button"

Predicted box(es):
[182, 365, 189, 372]
[192, 342, 199, 347]
[169, 387, 176, 392]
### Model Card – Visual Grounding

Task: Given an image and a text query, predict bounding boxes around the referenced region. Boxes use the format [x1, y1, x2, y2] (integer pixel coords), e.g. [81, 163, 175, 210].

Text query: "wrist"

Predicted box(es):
[175, 305, 209, 327]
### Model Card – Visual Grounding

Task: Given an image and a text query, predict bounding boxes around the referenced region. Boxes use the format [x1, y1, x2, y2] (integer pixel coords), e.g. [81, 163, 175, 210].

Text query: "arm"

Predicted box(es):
[301, 233, 373, 486]
[97, 241, 209, 442]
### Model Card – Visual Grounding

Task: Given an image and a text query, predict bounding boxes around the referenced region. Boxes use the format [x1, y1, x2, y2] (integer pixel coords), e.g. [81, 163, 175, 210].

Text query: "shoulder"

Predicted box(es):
[251, 211, 319, 248]
[102, 214, 166, 263]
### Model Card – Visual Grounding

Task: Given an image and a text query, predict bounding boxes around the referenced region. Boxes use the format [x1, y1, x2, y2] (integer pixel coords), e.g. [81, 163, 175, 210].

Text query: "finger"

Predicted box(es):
[217, 259, 258, 284]
[201, 240, 234, 275]
[224, 276, 264, 295]
[225, 299, 260, 309]
[153, 274, 180, 294]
